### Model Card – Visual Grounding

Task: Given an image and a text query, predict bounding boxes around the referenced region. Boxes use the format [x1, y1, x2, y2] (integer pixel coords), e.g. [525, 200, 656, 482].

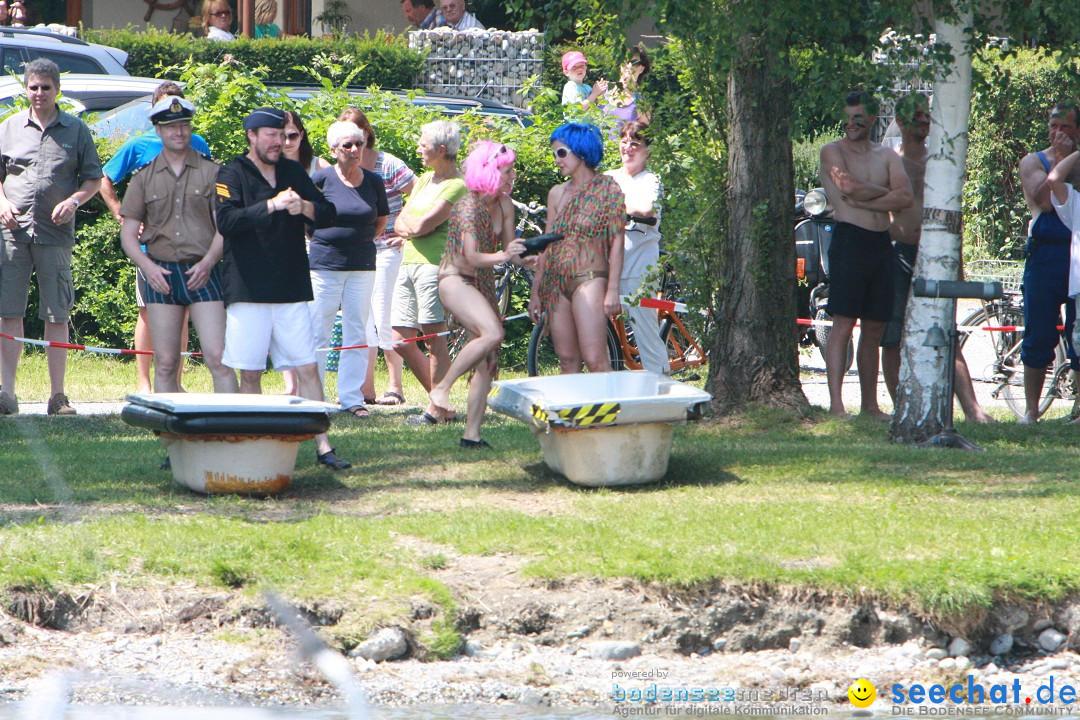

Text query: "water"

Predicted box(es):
[0, 704, 612, 719]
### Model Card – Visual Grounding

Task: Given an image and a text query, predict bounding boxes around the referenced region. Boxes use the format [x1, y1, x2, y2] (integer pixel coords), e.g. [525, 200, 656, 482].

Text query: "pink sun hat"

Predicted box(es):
[561, 51, 587, 74]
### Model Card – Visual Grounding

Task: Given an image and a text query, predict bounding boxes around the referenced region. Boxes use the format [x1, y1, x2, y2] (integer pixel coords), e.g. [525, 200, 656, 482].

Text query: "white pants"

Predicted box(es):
[367, 245, 403, 350]
[309, 269, 375, 408]
[621, 276, 670, 374]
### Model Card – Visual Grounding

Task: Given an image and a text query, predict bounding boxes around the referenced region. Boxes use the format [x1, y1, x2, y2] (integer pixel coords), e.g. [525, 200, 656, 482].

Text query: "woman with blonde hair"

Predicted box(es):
[202, 0, 235, 41]
[255, 0, 281, 38]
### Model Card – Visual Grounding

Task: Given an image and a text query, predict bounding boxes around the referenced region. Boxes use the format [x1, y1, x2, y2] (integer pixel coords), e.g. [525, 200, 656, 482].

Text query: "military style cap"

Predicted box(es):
[243, 107, 286, 132]
[149, 96, 195, 126]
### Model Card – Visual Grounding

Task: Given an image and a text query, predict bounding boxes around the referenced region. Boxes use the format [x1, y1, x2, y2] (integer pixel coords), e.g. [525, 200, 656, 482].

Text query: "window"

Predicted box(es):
[29, 49, 103, 74]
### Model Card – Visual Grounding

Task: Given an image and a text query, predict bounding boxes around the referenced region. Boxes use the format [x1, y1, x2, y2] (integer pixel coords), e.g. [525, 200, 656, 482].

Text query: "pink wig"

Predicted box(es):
[463, 140, 516, 196]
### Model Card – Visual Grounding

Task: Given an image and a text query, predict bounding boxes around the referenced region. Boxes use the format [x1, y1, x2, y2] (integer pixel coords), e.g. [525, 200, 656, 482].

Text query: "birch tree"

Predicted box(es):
[890, 6, 975, 442]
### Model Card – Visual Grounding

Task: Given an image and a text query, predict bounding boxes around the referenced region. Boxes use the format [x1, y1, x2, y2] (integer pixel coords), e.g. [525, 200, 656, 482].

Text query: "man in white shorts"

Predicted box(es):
[215, 107, 350, 470]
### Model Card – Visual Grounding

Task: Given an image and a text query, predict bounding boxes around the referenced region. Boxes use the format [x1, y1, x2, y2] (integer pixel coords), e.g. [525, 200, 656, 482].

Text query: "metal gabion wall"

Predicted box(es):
[408, 28, 544, 109]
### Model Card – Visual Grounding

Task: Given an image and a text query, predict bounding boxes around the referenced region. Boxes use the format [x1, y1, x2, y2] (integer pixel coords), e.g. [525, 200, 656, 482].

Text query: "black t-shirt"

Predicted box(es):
[215, 155, 336, 304]
[309, 166, 389, 271]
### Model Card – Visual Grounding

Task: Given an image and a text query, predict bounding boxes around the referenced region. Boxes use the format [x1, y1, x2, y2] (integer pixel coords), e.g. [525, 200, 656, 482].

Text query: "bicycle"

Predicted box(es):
[959, 260, 1076, 420]
[446, 199, 543, 359]
[526, 259, 708, 377]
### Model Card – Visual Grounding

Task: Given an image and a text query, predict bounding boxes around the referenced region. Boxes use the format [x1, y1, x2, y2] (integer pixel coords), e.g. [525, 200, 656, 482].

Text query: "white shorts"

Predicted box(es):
[223, 301, 317, 371]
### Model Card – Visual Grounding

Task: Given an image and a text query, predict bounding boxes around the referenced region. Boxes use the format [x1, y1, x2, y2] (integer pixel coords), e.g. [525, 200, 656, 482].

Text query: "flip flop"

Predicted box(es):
[344, 405, 370, 418]
[375, 391, 406, 406]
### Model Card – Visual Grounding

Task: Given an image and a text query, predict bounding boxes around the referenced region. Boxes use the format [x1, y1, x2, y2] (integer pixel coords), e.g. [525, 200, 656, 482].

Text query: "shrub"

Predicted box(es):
[82, 26, 425, 88]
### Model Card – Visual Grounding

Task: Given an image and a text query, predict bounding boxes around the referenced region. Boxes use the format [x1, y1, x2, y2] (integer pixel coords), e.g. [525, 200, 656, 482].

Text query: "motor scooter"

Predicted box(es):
[794, 188, 852, 370]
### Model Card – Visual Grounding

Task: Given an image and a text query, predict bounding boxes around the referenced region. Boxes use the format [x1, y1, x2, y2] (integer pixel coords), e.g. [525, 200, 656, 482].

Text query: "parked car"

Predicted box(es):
[91, 85, 531, 141]
[0, 27, 128, 76]
[0, 74, 163, 118]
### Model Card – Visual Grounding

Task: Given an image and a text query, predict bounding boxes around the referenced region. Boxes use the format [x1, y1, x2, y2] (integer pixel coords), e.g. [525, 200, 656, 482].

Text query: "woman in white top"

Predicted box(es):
[605, 120, 669, 374]
[202, 0, 236, 41]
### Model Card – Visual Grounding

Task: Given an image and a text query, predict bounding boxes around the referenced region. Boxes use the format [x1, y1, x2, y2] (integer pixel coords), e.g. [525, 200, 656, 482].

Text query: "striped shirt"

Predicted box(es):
[372, 151, 416, 250]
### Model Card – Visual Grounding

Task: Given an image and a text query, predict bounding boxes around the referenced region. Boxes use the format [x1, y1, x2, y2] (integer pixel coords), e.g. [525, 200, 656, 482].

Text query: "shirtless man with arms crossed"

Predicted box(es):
[879, 93, 993, 423]
[820, 90, 913, 419]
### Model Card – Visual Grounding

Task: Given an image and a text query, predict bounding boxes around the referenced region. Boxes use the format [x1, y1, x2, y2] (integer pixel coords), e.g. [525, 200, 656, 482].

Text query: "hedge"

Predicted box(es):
[82, 26, 425, 88]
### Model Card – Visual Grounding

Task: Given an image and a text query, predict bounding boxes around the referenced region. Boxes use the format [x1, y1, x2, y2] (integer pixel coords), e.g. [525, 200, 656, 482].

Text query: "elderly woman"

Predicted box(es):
[605, 120, 668, 374]
[389, 120, 467, 425]
[308, 121, 389, 417]
[338, 107, 416, 407]
[202, 0, 235, 41]
[426, 141, 527, 445]
[528, 122, 624, 373]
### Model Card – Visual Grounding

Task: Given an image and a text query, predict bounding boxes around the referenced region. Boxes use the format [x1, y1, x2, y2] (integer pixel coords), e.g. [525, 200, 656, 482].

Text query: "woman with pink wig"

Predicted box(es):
[427, 141, 527, 447]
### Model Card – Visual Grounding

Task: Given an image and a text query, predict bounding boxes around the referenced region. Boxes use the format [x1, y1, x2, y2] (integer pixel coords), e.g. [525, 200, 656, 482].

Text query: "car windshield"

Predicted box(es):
[92, 96, 151, 140]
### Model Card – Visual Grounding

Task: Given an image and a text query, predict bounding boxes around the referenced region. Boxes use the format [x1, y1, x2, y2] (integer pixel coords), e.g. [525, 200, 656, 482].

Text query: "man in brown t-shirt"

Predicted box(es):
[119, 96, 237, 394]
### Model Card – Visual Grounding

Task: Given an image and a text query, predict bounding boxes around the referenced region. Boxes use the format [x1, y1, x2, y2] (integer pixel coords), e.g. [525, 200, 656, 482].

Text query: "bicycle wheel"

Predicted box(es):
[527, 316, 560, 376]
[1001, 337, 1067, 420]
[658, 314, 706, 373]
[958, 303, 1031, 418]
[526, 316, 624, 376]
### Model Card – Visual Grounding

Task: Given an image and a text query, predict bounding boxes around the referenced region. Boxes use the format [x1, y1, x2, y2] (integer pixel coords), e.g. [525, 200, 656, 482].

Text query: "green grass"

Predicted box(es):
[3, 354, 1080, 642]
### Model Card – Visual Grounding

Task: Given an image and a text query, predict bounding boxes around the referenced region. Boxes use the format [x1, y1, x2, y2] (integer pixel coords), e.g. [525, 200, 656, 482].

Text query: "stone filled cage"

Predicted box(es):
[408, 28, 544, 109]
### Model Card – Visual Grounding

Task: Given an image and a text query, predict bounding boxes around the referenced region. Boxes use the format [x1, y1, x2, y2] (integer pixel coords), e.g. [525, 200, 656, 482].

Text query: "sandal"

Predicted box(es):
[405, 411, 459, 426]
[375, 391, 406, 406]
[343, 405, 370, 418]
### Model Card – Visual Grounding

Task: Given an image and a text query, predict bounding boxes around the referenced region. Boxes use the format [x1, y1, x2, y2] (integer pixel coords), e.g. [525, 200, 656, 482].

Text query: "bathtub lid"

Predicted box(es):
[125, 393, 340, 415]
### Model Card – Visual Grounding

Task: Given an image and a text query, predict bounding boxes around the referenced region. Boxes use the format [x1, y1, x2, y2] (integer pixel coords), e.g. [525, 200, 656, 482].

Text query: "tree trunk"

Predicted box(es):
[706, 29, 808, 415]
[889, 10, 973, 442]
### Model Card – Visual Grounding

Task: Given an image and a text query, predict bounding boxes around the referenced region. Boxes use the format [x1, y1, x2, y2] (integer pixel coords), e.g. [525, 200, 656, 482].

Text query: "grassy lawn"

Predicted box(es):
[3, 352, 1079, 651]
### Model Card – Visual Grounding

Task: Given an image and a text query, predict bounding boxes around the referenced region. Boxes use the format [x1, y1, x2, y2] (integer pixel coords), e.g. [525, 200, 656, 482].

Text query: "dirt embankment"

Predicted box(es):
[2, 547, 1080, 709]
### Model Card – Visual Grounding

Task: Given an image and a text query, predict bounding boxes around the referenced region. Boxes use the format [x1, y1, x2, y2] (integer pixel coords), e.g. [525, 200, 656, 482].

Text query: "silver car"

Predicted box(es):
[0, 27, 128, 76]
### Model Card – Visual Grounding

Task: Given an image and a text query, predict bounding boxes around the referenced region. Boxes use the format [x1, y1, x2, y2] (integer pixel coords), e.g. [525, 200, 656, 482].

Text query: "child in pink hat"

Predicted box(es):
[561, 50, 607, 110]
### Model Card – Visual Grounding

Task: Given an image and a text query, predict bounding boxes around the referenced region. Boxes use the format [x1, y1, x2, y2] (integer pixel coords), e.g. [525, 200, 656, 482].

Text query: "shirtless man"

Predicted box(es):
[1017, 101, 1080, 424]
[880, 94, 994, 423]
[820, 90, 913, 419]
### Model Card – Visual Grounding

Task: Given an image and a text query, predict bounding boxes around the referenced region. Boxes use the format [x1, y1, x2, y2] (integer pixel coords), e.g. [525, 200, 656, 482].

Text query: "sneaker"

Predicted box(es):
[47, 393, 76, 416]
[0, 390, 18, 415]
[316, 448, 351, 471]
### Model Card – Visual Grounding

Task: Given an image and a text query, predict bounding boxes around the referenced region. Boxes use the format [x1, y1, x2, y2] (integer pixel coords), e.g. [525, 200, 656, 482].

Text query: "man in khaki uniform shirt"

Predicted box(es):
[119, 96, 237, 394]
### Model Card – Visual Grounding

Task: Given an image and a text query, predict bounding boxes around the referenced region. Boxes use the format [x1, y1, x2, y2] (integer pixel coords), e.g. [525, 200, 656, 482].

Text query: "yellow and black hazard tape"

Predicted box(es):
[531, 402, 621, 428]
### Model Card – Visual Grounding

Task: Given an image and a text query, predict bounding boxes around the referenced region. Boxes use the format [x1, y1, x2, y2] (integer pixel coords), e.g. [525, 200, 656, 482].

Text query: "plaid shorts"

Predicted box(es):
[139, 258, 223, 306]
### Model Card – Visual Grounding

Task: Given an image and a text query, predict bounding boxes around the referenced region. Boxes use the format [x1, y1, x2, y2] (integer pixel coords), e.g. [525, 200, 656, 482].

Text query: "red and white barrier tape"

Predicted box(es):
[796, 317, 1066, 332]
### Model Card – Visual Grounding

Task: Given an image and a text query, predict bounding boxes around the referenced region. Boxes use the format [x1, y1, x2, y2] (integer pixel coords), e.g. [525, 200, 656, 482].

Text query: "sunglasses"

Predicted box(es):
[211, 10, 232, 17]
[338, 141, 360, 150]
[284, 131, 301, 141]
[27, 84, 53, 92]
[553, 147, 573, 159]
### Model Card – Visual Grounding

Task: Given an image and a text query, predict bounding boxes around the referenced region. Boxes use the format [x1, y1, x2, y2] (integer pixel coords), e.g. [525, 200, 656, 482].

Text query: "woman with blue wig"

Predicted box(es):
[426, 141, 527, 446]
[528, 122, 624, 373]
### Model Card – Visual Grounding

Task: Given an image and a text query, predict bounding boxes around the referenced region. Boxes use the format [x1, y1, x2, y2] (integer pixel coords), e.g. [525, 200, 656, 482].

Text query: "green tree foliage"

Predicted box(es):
[964, 48, 1080, 259]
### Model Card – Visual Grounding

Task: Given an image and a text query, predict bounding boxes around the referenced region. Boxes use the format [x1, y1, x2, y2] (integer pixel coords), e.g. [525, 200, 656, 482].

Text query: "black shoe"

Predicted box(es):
[316, 448, 351, 470]
[160, 456, 171, 471]
[460, 438, 492, 449]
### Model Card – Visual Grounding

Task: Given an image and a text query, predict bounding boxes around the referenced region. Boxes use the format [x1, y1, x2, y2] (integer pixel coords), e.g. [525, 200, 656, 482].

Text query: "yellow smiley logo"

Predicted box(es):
[848, 678, 876, 708]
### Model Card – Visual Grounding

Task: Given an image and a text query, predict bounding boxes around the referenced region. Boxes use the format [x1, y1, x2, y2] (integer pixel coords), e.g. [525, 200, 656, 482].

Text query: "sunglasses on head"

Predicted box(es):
[553, 147, 573, 159]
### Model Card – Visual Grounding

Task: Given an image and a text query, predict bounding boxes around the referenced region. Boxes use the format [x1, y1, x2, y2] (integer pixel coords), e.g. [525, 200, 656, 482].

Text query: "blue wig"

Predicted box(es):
[550, 122, 604, 170]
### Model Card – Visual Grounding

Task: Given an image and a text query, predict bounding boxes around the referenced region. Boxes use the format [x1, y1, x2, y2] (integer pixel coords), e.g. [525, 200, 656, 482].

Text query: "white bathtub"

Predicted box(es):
[122, 393, 338, 495]
[488, 371, 711, 486]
